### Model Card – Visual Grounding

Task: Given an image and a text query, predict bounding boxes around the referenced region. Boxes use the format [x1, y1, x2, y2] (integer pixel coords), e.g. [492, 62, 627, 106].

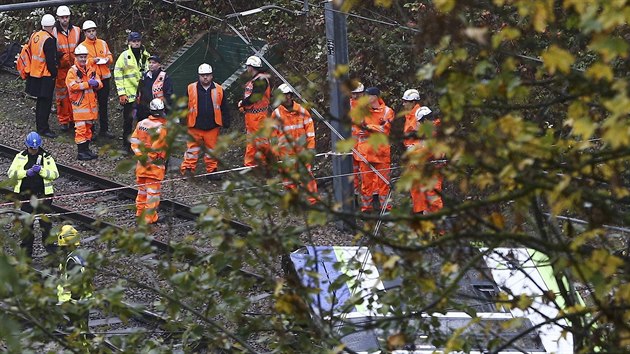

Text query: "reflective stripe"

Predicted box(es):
[306, 132, 315, 137]
[32, 55, 46, 62]
[245, 106, 269, 114]
[187, 147, 201, 152]
[138, 190, 147, 196]
[129, 137, 142, 144]
[75, 121, 86, 126]
[73, 108, 90, 113]
[147, 188, 159, 194]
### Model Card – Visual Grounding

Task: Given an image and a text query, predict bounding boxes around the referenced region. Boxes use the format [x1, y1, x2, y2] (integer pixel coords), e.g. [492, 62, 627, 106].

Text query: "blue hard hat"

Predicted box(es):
[25, 131, 42, 149]
[128, 32, 142, 41]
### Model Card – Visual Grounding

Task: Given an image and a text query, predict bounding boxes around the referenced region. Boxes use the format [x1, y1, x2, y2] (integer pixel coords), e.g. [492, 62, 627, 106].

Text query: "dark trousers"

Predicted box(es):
[122, 102, 135, 151]
[20, 195, 56, 258]
[97, 78, 111, 133]
[35, 96, 53, 133]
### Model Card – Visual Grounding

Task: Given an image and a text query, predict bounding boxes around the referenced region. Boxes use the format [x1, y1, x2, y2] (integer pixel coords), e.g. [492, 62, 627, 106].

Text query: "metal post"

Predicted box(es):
[325, 0, 355, 229]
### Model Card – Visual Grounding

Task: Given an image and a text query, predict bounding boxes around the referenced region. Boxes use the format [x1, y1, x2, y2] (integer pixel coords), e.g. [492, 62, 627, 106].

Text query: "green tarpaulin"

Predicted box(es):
[165, 33, 267, 97]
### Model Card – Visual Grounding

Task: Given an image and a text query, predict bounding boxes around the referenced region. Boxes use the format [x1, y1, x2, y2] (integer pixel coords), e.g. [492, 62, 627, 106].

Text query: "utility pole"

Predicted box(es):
[324, 0, 355, 228]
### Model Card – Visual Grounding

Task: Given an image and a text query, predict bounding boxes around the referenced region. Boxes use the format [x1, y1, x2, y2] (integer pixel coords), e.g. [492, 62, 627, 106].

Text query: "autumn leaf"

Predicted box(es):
[541, 45, 575, 74]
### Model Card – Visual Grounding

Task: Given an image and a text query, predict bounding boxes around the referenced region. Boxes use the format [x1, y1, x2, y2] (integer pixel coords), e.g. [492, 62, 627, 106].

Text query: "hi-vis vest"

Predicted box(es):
[243, 73, 271, 114]
[271, 102, 315, 155]
[66, 64, 101, 121]
[113, 46, 150, 102]
[81, 38, 113, 79]
[152, 71, 166, 100]
[7, 151, 58, 195]
[57, 252, 91, 304]
[403, 104, 421, 148]
[27, 30, 53, 78]
[52, 26, 81, 69]
[187, 82, 224, 127]
[355, 99, 394, 164]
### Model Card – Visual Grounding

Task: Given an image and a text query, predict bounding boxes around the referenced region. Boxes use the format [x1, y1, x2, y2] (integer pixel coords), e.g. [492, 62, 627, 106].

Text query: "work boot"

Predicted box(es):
[86, 141, 98, 159]
[77, 142, 96, 161]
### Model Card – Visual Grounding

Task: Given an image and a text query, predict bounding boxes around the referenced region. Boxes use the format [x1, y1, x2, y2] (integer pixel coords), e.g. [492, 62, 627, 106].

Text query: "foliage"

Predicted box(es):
[1, 0, 630, 353]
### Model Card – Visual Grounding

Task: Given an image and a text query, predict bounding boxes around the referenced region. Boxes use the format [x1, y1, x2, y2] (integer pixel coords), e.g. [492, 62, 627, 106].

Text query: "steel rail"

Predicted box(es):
[0, 143, 252, 234]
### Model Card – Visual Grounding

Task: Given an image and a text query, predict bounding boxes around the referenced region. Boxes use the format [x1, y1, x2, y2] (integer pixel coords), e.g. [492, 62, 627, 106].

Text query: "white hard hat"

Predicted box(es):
[82, 20, 97, 31]
[41, 14, 55, 27]
[402, 89, 420, 101]
[198, 63, 213, 74]
[415, 106, 432, 121]
[351, 82, 364, 93]
[245, 55, 262, 68]
[278, 84, 292, 94]
[74, 44, 88, 55]
[56, 6, 71, 16]
[149, 98, 165, 111]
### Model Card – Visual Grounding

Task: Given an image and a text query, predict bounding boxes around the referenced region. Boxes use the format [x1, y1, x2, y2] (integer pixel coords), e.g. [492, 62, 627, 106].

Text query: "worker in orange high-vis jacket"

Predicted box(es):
[349, 81, 366, 196]
[354, 87, 395, 212]
[52, 6, 83, 132]
[403, 98, 444, 214]
[271, 84, 318, 205]
[24, 14, 59, 138]
[130, 98, 169, 224]
[238, 55, 271, 167]
[66, 44, 101, 161]
[180, 63, 231, 181]
[80, 20, 115, 138]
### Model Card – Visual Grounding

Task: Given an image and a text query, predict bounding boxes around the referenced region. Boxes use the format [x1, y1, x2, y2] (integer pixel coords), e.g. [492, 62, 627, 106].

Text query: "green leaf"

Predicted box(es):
[588, 35, 629, 62]
[336, 138, 357, 153]
[541, 45, 575, 74]
[366, 133, 389, 150]
[434, 0, 456, 13]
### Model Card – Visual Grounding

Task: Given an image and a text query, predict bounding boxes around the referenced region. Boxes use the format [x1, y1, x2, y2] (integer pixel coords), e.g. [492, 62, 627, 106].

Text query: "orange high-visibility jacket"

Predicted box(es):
[66, 63, 102, 121]
[355, 98, 394, 164]
[130, 115, 168, 180]
[187, 82, 224, 127]
[52, 26, 81, 70]
[243, 73, 271, 113]
[80, 37, 113, 79]
[28, 30, 53, 78]
[271, 102, 315, 156]
[403, 104, 421, 148]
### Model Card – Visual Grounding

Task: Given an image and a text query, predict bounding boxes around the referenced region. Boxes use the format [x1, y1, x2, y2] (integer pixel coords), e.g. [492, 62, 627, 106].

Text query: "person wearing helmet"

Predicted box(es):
[55, 225, 92, 332]
[349, 81, 366, 196]
[180, 63, 231, 181]
[129, 98, 169, 224]
[66, 44, 102, 160]
[354, 87, 395, 213]
[52, 6, 84, 132]
[403, 100, 444, 214]
[402, 89, 423, 148]
[239, 55, 272, 167]
[7, 132, 59, 259]
[24, 14, 59, 139]
[271, 84, 319, 204]
[136, 54, 173, 122]
[114, 31, 151, 152]
[79, 20, 114, 139]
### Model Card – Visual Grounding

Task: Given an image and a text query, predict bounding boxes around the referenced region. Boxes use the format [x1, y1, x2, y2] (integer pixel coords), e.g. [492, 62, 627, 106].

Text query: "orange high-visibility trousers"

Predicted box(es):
[74, 120, 94, 144]
[359, 162, 391, 212]
[55, 68, 73, 125]
[282, 162, 319, 205]
[352, 157, 361, 194]
[136, 176, 161, 224]
[180, 127, 220, 173]
[411, 174, 443, 214]
[244, 112, 270, 167]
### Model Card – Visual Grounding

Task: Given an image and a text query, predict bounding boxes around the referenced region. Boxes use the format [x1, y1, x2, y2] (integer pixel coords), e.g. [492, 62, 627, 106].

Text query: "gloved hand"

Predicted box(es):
[31, 164, 41, 173]
[88, 78, 99, 87]
[26, 168, 36, 177]
[119, 95, 128, 105]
